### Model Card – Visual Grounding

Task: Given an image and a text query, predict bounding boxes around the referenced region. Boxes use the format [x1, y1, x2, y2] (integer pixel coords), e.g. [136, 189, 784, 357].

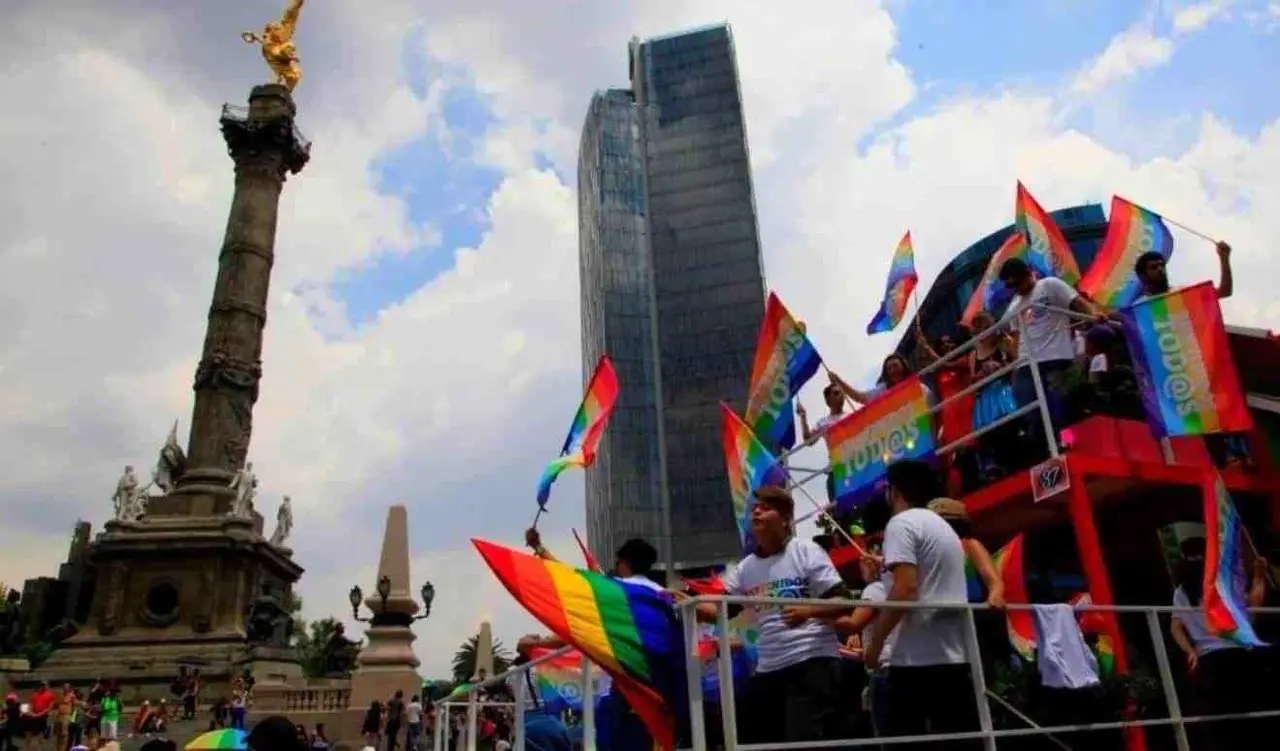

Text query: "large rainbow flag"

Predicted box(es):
[472, 539, 683, 748]
[721, 404, 787, 554]
[1016, 181, 1081, 285]
[993, 534, 1036, 661]
[1202, 473, 1265, 647]
[1117, 282, 1252, 437]
[1079, 196, 1174, 309]
[537, 356, 621, 508]
[866, 231, 919, 335]
[960, 231, 1029, 326]
[745, 293, 823, 451]
[528, 646, 612, 712]
[823, 377, 933, 507]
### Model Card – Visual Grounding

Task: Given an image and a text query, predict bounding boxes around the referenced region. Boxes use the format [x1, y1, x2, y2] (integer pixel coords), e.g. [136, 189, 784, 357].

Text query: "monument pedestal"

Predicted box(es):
[21, 514, 302, 704]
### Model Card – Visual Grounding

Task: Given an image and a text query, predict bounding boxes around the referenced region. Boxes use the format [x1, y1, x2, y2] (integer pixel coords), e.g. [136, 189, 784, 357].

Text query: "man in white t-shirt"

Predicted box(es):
[866, 459, 978, 747]
[997, 257, 1104, 456]
[694, 486, 854, 744]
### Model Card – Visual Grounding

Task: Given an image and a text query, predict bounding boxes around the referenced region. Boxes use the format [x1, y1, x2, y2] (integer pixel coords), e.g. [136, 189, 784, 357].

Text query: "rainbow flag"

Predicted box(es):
[721, 404, 787, 554]
[1016, 181, 1081, 285]
[441, 681, 475, 702]
[1079, 196, 1174, 309]
[994, 535, 1036, 661]
[529, 646, 612, 712]
[866, 232, 919, 335]
[1202, 474, 1265, 647]
[823, 377, 933, 508]
[472, 539, 682, 748]
[960, 232, 1028, 326]
[537, 356, 621, 508]
[1117, 282, 1253, 437]
[745, 293, 823, 450]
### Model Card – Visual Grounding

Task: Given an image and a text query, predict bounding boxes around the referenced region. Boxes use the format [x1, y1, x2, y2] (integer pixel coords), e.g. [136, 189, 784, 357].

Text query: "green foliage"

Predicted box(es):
[294, 616, 345, 678]
[451, 634, 512, 683]
[21, 641, 53, 669]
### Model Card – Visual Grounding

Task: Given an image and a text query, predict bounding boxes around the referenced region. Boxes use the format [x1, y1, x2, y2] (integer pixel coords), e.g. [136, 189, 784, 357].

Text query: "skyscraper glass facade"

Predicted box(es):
[578, 24, 766, 568]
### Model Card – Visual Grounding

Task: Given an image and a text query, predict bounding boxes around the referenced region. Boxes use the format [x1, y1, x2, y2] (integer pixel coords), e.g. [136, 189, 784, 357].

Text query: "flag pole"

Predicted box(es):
[1156, 212, 1218, 245]
[788, 476, 866, 558]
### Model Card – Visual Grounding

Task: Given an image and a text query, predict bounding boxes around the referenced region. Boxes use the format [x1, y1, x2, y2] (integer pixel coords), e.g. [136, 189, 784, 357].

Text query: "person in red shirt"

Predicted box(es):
[28, 681, 55, 742]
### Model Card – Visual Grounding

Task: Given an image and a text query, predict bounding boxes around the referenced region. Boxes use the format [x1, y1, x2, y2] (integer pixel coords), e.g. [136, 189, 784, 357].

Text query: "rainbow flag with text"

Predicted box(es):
[1203, 473, 1265, 647]
[1079, 196, 1174, 309]
[1117, 282, 1252, 437]
[721, 404, 787, 554]
[528, 646, 612, 712]
[824, 377, 933, 508]
[745, 293, 823, 450]
[866, 231, 919, 334]
[1016, 181, 1081, 285]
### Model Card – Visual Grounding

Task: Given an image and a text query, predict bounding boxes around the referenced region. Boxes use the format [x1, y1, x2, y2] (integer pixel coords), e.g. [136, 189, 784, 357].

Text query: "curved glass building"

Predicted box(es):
[578, 24, 766, 570]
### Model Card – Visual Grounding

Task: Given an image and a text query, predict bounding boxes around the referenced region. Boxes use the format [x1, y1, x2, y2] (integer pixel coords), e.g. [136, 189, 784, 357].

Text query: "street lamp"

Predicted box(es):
[348, 576, 436, 626]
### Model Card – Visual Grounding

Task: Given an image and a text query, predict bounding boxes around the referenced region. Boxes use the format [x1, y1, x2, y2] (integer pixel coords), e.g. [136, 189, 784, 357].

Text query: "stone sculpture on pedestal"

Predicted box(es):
[228, 462, 259, 517]
[153, 420, 187, 493]
[111, 466, 140, 521]
[270, 496, 293, 546]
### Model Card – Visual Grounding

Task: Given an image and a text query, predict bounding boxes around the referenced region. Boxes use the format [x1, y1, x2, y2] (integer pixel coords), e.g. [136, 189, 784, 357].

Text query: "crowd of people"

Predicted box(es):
[802, 244, 1249, 503]
[467, 244, 1276, 750]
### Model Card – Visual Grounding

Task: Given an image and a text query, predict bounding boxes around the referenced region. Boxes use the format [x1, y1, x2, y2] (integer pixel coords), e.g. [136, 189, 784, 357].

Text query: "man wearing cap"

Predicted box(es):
[693, 485, 854, 744]
[866, 460, 978, 747]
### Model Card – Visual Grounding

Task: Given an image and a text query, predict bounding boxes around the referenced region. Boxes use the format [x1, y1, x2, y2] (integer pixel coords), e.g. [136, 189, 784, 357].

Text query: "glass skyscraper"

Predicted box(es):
[578, 24, 766, 570]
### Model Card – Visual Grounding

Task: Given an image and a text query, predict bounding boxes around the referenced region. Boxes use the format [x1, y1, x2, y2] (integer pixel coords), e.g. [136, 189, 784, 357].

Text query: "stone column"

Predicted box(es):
[347, 506, 422, 741]
[162, 84, 309, 517]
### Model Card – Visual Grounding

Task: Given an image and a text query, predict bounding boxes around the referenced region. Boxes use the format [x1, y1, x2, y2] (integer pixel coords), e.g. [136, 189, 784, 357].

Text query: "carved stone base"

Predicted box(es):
[16, 510, 303, 704]
[238, 644, 303, 686]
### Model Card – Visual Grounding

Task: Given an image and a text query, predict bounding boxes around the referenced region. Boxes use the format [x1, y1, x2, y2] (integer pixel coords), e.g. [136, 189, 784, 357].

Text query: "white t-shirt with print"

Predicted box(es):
[1173, 586, 1240, 656]
[999, 277, 1080, 363]
[814, 413, 845, 435]
[861, 580, 897, 668]
[722, 537, 843, 674]
[881, 507, 969, 667]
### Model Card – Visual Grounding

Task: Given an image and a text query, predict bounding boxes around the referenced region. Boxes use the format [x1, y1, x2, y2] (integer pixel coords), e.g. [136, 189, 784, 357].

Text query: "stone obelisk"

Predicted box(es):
[472, 621, 494, 681]
[153, 84, 310, 519]
[348, 505, 422, 737]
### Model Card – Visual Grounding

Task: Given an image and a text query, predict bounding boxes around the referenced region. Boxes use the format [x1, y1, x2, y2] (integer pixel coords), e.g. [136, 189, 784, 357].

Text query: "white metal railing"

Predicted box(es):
[677, 595, 1280, 751]
[436, 596, 1280, 751]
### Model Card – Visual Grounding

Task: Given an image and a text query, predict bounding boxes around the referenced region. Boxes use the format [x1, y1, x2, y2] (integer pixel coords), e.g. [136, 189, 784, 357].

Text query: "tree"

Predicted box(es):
[451, 634, 511, 683]
[294, 617, 345, 678]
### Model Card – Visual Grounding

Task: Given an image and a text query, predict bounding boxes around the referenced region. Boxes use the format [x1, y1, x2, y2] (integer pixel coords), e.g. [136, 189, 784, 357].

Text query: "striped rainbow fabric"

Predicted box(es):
[1016, 181, 1081, 285]
[1203, 474, 1265, 647]
[1079, 195, 1174, 309]
[1117, 282, 1252, 437]
[720, 403, 786, 554]
[866, 231, 919, 334]
[745, 292, 823, 451]
[472, 539, 682, 748]
[537, 356, 620, 508]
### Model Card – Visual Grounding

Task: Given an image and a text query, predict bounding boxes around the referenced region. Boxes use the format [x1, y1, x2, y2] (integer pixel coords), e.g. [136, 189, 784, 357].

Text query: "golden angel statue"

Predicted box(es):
[242, 0, 306, 92]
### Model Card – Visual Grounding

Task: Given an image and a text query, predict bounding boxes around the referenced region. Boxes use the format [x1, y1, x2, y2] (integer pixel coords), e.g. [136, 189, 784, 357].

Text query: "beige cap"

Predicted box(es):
[927, 498, 969, 522]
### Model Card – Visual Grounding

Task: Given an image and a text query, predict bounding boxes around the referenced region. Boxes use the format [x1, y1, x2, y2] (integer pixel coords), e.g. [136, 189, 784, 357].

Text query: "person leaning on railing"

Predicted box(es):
[690, 485, 856, 745]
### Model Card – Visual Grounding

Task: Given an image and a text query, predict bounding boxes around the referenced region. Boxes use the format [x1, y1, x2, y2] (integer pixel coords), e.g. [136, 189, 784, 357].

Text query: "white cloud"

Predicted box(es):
[1171, 0, 1232, 34]
[2, 0, 1279, 681]
[1071, 26, 1175, 93]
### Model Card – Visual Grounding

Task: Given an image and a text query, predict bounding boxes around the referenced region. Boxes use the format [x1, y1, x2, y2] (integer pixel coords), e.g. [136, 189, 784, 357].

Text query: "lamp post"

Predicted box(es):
[349, 577, 436, 627]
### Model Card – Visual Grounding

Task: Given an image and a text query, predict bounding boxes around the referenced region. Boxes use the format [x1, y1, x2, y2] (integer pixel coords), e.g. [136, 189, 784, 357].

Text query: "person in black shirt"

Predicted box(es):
[1, 693, 21, 751]
[385, 691, 405, 751]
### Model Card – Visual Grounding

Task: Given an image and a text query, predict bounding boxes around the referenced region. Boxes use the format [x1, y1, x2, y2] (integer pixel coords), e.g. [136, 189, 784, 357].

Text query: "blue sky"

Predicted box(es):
[321, 0, 1278, 331]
